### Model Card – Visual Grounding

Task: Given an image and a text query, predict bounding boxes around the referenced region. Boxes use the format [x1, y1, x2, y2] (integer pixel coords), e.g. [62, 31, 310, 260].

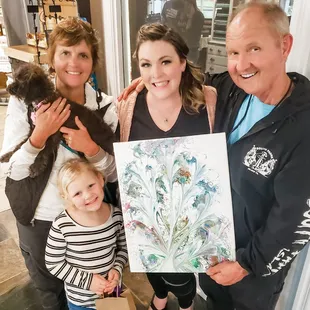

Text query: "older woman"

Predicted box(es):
[0, 17, 117, 310]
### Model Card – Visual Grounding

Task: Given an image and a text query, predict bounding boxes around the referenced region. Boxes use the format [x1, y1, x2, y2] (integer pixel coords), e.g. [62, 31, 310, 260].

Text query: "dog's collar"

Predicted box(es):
[60, 140, 79, 156]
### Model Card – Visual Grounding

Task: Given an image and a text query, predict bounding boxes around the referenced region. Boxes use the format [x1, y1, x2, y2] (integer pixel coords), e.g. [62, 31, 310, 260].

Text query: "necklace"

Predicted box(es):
[160, 107, 181, 123]
[146, 90, 183, 125]
[148, 103, 182, 124]
[274, 78, 293, 109]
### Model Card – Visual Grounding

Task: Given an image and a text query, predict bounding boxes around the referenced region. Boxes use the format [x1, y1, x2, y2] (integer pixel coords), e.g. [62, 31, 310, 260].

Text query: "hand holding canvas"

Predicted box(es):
[206, 261, 248, 286]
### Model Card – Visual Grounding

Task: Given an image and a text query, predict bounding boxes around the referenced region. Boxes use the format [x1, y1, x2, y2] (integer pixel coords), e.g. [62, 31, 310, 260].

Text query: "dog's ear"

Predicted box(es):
[6, 65, 31, 101]
[7, 63, 55, 105]
[6, 81, 22, 99]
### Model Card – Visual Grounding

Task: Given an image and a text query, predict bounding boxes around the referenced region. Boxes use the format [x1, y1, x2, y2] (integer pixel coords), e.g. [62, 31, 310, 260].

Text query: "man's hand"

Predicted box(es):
[60, 116, 100, 156]
[89, 274, 108, 296]
[206, 261, 249, 286]
[117, 77, 144, 101]
[104, 268, 120, 294]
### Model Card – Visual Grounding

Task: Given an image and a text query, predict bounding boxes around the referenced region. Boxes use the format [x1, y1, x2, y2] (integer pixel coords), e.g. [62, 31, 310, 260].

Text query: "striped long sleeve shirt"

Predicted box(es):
[45, 205, 128, 308]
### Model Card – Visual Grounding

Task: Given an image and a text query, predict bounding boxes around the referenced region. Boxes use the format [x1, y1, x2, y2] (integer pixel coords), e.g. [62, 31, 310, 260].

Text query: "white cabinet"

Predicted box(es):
[206, 43, 227, 73]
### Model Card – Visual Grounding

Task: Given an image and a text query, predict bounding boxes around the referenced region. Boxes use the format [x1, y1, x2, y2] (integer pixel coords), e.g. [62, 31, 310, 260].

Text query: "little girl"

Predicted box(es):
[45, 158, 128, 310]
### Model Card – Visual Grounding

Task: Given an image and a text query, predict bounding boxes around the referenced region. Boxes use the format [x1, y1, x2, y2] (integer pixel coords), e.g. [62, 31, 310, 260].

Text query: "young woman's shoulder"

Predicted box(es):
[117, 90, 141, 142]
[116, 90, 140, 116]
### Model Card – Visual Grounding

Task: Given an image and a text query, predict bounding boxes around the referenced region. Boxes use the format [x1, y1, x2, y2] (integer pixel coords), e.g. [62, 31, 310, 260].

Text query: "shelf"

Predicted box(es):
[214, 30, 227, 35]
[42, 0, 77, 7]
[3, 45, 48, 64]
[212, 37, 226, 42]
[216, 13, 229, 17]
[214, 21, 228, 25]
[209, 40, 226, 45]
[211, 0, 240, 44]
[215, 4, 230, 8]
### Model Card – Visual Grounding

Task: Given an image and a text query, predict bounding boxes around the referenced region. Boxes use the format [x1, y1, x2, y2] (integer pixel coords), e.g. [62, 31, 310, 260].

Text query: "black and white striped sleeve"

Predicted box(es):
[113, 211, 128, 275]
[45, 220, 93, 290]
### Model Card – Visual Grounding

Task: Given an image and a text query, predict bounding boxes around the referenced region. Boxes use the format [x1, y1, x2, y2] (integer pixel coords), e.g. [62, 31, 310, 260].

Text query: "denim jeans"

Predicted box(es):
[67, 301, 95, 310]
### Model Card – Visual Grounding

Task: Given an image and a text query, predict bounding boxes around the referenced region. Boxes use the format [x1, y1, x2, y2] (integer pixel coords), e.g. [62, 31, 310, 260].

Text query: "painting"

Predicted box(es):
[114, 133, 235, 273]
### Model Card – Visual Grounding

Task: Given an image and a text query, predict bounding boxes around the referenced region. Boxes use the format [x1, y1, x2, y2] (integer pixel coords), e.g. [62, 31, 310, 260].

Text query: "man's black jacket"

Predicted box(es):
[205, 71, 310, 280]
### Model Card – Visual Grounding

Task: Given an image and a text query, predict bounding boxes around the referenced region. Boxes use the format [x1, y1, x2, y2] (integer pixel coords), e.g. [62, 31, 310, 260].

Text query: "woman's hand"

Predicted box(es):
[30, 97, 70, 148]
[117, 77, 144, 101]
[60, 116, 100, 156]
[104, 268, 120, 294]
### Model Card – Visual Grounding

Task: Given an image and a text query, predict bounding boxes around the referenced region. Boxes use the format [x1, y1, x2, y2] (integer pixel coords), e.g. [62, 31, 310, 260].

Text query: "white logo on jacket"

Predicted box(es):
[243, 145, 277, 177]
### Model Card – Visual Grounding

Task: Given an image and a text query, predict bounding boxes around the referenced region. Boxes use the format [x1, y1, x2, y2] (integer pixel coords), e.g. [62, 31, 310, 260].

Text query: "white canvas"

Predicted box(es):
[114, 133, 235, 272]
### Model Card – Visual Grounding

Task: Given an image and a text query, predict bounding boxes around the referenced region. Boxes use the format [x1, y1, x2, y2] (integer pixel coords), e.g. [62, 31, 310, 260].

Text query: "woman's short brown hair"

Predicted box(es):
[48, 17, 100, 73]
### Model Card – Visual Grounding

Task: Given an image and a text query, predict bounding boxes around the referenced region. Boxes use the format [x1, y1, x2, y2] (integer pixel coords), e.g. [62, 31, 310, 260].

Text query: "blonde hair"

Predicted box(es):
[57, 158, 104, 200]
[228, 1, 290, 38]
[48, 17, 101, 73]
[133, 23, 205, 114]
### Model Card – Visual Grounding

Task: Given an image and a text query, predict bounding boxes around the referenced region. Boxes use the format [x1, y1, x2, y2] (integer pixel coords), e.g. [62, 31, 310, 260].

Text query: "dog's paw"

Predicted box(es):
[29, 165, 43, 178]
[0, 154, 10, 163]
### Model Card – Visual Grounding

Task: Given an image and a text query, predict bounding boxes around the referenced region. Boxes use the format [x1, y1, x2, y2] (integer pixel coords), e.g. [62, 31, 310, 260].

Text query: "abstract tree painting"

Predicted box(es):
[114, 133, 235, 272]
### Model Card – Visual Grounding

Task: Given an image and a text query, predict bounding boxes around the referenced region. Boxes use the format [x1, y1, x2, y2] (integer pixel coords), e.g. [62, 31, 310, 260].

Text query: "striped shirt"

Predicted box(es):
[45, 205, 128, 308]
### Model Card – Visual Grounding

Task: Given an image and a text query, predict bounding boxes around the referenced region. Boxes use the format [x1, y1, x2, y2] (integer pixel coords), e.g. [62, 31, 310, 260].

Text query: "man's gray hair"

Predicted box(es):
[228, 0, 290, 37]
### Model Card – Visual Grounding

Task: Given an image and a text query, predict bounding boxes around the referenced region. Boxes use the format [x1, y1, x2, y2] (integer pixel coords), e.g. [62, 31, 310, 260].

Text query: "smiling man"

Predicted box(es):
[198, 2, 310, 310]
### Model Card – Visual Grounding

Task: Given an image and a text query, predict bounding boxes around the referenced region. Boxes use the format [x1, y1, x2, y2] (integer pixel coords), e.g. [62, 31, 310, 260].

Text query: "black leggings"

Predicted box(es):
[17, 220, 67, 310]
[147, 273, 196, 309]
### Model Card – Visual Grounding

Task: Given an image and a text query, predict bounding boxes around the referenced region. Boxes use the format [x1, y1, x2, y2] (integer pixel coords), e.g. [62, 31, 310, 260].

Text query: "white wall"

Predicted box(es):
[284, 1, 310, 308]
[1, 0, 29, 46]
[90, 0, 124, 97]
[286, 0, 310, 78]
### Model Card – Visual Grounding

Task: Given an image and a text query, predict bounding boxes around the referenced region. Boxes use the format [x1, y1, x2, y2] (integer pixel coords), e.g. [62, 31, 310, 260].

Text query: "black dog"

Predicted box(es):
[0, 63, 115, 178]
